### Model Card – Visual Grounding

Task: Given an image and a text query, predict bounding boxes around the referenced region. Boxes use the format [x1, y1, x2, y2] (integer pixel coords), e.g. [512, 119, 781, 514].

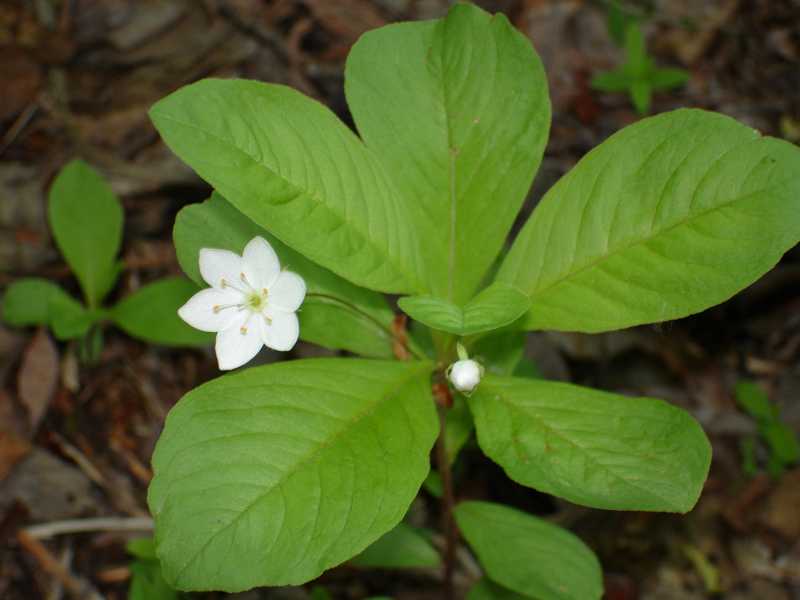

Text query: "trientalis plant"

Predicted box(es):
[2, 160, 210, 360]
[147, 3, 800, 598]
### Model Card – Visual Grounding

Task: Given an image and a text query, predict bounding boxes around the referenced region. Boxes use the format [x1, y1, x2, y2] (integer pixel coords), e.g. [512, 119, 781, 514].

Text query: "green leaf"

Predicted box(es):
[150, 79, 423, 294]
[129, 560, 179, 600]
[624, 23, 648, 77]
[2, 278, 94, 340]
[735, 381, 774, 421]
[48, 160, 122, 307]
[471, 330, 526, 376]
[468, 578, 529, 600]
[399, 283, 530, 336]
[345, 3, 551, 304]
[110, 277, 212, 347]
[455, 501, 603, 600]
[174, 193, 395, 358]
[500, 109, 800, 333]
[49, 293, 96, 340]
[512, 358, 542, 379]
[630, 80, 652, 114]
[649, 68, 689, 91]
[468, 375, 711, 512]
[590, 69, 633, 92]
[352, 523, 440, 569]
[127, 538, 158, 561]
[2, 279, 58, 326]
[627, 81, 652, 115]
[148, 358, 437, 591]
[763, 421, 799, 465]
[423, 470, 443, 498]
[606, 1, 637, 47]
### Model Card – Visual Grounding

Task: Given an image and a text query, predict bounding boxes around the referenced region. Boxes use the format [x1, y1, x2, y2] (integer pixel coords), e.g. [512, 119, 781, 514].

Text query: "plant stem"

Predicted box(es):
[305, 292, 428, 360]
[436, 405, 457, 600]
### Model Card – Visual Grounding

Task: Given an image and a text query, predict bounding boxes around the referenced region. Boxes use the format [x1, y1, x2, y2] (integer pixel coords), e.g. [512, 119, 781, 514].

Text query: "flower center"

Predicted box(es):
[246, 288, 269, 312]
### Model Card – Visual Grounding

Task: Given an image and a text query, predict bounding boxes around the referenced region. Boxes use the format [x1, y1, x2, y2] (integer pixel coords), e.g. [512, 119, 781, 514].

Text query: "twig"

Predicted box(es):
[25, 517, 154, 540]
[46, 544, 71, 600]
[17, 530, 106, 600]
[436, 405, 458, 600]
[0, 103, 38, 157]
[50, 433, 105, 486]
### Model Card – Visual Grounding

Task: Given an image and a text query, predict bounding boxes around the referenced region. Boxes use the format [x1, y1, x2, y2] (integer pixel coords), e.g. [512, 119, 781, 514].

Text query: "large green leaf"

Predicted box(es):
[148, 358, 437, 591]
[48, 160, 122, 307]
[398, 283, 530, 336]
[351, 522, 440, 569]
[499, 109, 800, 332]
[468, 375, 711, 512]
[455, 501, 602, 600]
[174, 193, 394, 357]
[150, 79, 424, 294]
[2, 278, 94, 340]
[345, 3, 551, 304]
[110, 277, 212, 347]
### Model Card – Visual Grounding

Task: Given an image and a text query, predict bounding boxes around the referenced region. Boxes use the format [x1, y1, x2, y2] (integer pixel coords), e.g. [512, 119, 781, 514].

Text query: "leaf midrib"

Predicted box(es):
[166, 362, 431, 583]
[482, 382, 690, 510]
[528, 173, 783, 302]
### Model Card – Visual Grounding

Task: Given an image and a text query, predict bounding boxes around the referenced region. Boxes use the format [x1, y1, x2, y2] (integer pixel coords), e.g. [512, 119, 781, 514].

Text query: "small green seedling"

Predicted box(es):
[592, 19, 689, 114]
[735, 380, 799, 477]
[126, 538, 181, 600]
[1, 160, 210, 359]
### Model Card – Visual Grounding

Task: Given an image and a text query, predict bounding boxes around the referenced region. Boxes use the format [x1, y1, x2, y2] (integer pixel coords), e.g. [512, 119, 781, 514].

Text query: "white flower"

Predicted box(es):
[178, 236, 306, 370]
[448, 359, 483, 394]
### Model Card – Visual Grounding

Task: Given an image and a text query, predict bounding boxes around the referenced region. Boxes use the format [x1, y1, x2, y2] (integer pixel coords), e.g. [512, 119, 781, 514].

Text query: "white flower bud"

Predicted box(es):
[448, 359, 483, 394]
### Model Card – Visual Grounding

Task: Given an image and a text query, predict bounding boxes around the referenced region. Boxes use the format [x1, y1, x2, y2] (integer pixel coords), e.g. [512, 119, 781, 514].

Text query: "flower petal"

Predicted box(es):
[215, 312, 265, 370]
[261, 309, 299, 352]
[269, 270, 306, 312]
[242, 236, 281, 290]
[177, 289, 243, 332]
[199, 248, 244, 290]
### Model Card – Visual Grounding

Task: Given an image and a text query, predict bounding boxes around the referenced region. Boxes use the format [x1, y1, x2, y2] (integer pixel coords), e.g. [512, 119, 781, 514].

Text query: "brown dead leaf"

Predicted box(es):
[17, 327, 59, 432]
[759, 468, 800, 540]
[0, 432, 31, 482]
[0, 449, 95, 520]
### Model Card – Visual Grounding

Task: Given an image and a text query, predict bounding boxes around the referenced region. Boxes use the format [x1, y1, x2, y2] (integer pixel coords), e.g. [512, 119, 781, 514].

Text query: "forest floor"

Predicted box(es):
[1, 0, 799, 598]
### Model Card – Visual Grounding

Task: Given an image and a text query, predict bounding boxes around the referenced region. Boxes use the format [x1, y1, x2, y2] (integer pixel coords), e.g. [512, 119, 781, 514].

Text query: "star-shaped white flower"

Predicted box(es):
[178, 236, 306, 370]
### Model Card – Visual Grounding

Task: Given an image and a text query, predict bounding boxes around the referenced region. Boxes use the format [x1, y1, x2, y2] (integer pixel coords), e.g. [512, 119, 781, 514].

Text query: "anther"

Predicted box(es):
[213, 305, 221, 313]
[240, 325, 248, 335]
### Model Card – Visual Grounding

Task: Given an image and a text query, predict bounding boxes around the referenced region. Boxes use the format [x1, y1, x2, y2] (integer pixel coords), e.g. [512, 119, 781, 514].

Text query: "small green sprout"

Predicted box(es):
[735, 380, 799, 478]
[1, 160, 211, 360]
[593, 21, 689, 114]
